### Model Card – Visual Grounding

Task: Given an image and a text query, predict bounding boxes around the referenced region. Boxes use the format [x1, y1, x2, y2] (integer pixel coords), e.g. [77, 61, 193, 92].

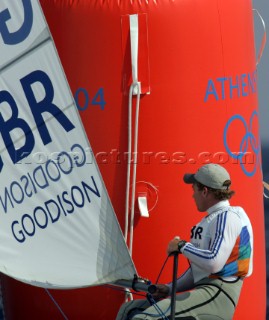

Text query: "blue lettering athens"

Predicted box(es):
[0, 70, 75, 172]
[204, 71, 257, 103]
[0, 0, 33, 45]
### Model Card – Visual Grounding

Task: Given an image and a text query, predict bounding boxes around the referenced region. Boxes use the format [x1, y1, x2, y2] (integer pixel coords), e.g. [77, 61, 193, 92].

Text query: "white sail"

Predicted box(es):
[0, 0, 136, 288]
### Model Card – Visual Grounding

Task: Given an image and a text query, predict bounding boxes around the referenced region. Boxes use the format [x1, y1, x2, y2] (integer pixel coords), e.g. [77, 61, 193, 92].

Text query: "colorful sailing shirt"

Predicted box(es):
[181, 200, 253, 283]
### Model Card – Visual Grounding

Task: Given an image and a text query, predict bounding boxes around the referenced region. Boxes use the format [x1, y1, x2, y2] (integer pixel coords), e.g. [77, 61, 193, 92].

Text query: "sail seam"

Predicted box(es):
[0, 36, 51, 73]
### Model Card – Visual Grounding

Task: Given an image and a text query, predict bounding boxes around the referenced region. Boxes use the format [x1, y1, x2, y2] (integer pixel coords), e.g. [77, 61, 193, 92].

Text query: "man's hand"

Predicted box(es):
[167, 236, 181, 255]
[152, 284, 170, 300]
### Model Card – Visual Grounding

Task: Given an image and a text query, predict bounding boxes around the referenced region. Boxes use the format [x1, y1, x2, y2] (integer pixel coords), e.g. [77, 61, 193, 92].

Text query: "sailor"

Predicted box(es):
[116, 163, 253, 320]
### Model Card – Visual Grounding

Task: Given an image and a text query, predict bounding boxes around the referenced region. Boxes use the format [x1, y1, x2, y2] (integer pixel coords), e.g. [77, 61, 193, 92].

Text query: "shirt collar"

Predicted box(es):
[207, 200, 230, 215]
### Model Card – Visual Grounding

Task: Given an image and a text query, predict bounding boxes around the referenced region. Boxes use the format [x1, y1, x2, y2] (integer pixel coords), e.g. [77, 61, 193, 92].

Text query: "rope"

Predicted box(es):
[124, 82, 133, 241]
[155, 255, 170, 284]
[45, 289, 68, 320]
[124, 13, 142, 302]
[253, 9, 266, 66]
[263, 181, 269, 198]
[129, 82, 141, 256]
[124, 13, 140, 246]
[124, 82, 141, 248]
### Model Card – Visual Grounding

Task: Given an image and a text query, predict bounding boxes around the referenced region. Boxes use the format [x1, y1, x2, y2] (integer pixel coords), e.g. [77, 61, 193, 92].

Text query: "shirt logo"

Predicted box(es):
[191, 226, 203, 240]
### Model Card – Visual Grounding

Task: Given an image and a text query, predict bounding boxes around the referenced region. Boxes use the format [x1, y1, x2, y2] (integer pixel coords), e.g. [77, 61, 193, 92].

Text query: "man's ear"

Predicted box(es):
[202, 186, 209, 197]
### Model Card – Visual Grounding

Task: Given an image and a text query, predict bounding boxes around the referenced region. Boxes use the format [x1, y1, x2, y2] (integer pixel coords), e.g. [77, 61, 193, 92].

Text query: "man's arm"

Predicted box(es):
[182, 212, 242, 273]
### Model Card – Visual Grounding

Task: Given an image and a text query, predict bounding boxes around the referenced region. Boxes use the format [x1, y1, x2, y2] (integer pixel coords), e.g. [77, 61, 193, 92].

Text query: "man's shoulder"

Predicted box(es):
[228, 205, 247, 217]
[206, 205, 243, 223]
[228, 206, 252, 226]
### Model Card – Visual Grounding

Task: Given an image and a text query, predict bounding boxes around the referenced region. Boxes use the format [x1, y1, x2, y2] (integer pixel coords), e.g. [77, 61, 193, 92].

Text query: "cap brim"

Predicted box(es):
[183, 173, 196, 184]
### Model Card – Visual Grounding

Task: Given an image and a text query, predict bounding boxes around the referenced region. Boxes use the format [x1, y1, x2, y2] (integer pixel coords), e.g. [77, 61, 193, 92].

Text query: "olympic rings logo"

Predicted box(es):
[223, 110, 260, 177]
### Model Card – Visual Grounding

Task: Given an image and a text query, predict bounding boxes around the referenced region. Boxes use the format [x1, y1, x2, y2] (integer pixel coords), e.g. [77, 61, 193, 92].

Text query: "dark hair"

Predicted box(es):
[195, 180, 235, 200]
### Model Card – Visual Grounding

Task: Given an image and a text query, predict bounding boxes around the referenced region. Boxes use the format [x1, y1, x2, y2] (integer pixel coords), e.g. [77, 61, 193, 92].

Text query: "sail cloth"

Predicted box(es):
[0, 0, 136, 288]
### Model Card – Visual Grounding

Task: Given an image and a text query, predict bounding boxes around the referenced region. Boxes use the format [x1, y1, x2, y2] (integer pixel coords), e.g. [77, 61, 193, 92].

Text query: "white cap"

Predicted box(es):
[183, 164, 231, 190]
